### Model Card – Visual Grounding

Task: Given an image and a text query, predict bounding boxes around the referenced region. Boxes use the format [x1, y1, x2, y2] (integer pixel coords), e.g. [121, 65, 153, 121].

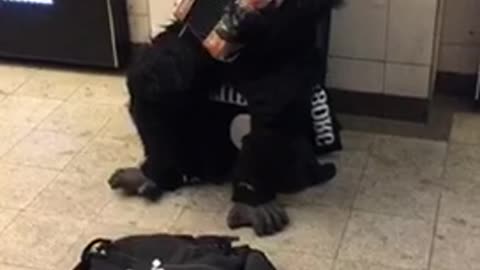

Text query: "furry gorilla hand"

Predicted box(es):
[108, 168, 204, 201]
[227, 201, 289, 236]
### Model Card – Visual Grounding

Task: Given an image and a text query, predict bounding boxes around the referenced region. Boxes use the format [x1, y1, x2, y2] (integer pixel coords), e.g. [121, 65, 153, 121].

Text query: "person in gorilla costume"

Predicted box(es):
[109, 0, 342, 236]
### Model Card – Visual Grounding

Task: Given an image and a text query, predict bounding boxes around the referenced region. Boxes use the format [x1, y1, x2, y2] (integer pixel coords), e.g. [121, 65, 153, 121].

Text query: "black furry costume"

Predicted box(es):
[109, 0, 341, 236]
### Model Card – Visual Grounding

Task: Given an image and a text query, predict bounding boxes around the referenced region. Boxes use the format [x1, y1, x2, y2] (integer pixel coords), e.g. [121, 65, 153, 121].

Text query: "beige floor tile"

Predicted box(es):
[265, 249, 333, 270]
[0, 65, 36, 94]
[0, 124, 32, 157]
[99, 105, 138, 141]
[354, 174, 441, 220]
[77, 222, 167, 242]
[183, 183, 232, 213]
[366, 135, 447, 180]
[0, 96, 61, 127]
[171, 208, 255, 243]
[280, 167, 362, 209]
[445, 143, 480, 182]
[38, 102, 116, 137]
[68, 74, 128, 105]
[338, 211, 433, 269]
[64, 138, 143, 176]
[0, 264, 39, 270]
[97, 192, 186, 230]
[252, 206, 349, 258]
[341, 130, 376, 151]
[450, 113, 480, 145]
[431, 219, 480, 270]
[2, 131, 90, 170]
[27, 171, 113, 219]
[439, 178, 480, 226]
[0, 211, 88, 269]
[0, 164, 58, 209]
[0, 208, 19, 232]
[14, 69, 86, 100]
[334, 260, 418, 270]
[56, 222, 163, 270]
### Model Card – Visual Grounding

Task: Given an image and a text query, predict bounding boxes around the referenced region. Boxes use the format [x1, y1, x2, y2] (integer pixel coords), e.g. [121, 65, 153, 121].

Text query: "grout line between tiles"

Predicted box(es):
[58, 111, 115, 173]
[346, 207, 436, 223]
[332, 206, 352, 262]
[0, 98, 64, 162]
[19, 169, 64, 213]
[8, 68, 39, 96]
[427, 193, 442, 270]
[0, 70, 128, 269]
[328, 54, 433, 68]
[62, 76, 90, 102]
[14, 74, 89, 102]
[19, 105, 116, 217]
[332, 135, 374, 261]
[53, 217, 97, 270]
[0, 126, 36, 161]
[382, 0, 391, 95]
[59, 113, 128, 223]
[441, 145, 450, 180]
[0, 207, 23, 236]
[18, 114, 118, 269]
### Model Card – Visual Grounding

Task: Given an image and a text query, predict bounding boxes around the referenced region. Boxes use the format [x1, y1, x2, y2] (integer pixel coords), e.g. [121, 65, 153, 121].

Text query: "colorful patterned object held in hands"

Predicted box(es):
[174, 0, 284, 62]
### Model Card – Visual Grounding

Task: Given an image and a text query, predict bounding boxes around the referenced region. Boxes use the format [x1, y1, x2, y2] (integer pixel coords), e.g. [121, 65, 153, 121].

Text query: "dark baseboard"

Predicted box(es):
[435, 72, 477, 97]
[329, 89, 430, 123]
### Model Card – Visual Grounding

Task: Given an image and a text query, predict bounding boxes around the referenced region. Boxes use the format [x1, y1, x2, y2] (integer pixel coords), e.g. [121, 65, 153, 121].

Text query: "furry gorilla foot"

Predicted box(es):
[227, 201, 289, 236]
[108, 168, 162, 201]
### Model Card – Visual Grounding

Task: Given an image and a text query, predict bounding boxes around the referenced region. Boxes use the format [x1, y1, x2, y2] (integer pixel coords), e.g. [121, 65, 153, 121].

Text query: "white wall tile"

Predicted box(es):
[329, 0, 388, 60]
[438, 44, 480, 74]
[441, 0, 480, 45]
[128, 15, 151, 43]
[127, 0, 149, 15]
[326, 57, 384, 93]
[387, 0, 438, 65]
[385, 63, 431, 98]
[148, 0, 177, 37]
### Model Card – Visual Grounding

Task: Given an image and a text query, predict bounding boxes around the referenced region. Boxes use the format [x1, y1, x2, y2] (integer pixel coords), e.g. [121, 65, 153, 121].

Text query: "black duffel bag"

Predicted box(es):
[74, 234, 276, 270]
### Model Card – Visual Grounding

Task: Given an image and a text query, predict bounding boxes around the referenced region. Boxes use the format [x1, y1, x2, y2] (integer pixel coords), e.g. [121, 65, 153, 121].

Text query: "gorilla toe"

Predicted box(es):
[108, 168, 162, 201]
[227, 201, 289, 237]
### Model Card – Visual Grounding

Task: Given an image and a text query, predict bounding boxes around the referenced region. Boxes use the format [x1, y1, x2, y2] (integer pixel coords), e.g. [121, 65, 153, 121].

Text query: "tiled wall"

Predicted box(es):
[127, 0, 450, 100]
[126, 0, 177, 43]
[147, 0, 177, 37]
[326, 0, 439, 99]
[438, 0, 480, 75]
[126, 0, 152, 43]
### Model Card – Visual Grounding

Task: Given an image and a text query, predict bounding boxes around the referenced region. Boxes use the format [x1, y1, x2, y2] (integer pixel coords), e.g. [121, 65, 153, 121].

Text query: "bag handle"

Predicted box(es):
[73, 238, 113, 270]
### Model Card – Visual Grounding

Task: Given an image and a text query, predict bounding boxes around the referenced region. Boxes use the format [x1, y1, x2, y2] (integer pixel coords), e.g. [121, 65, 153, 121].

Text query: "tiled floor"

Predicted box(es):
[0, 63, 480, 270]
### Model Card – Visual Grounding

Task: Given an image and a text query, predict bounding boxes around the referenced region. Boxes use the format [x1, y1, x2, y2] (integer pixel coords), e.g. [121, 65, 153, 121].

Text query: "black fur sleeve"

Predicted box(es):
[126, 23, 214, 102]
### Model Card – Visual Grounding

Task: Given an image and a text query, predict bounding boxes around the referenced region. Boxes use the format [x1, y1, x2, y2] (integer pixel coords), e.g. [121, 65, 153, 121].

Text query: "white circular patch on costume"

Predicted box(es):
[230, 114, 251, 149]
